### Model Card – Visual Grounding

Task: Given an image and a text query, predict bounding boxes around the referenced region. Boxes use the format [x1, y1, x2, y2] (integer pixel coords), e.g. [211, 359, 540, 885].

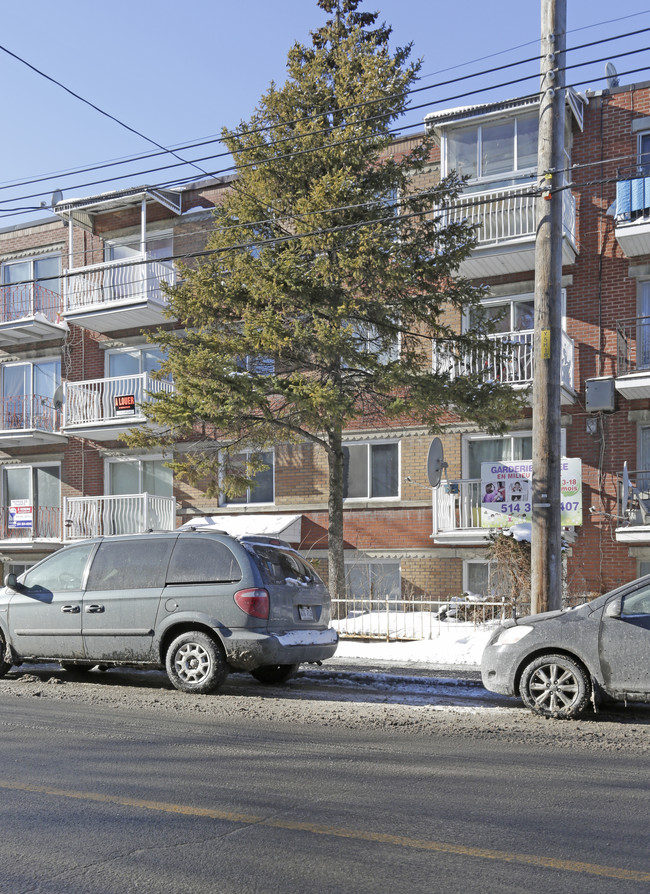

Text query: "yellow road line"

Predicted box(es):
[0, 779, 648, 883]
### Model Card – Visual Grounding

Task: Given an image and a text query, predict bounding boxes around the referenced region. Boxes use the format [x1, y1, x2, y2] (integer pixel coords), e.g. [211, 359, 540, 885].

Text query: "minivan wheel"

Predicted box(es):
[520, 653, 591, 719]
[251, 663, 300, 685]
[165, 631, 229, 694]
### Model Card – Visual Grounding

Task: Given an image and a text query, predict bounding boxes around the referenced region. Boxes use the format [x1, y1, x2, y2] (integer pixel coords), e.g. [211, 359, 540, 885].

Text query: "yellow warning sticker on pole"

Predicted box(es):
[541, 329, 551, 359]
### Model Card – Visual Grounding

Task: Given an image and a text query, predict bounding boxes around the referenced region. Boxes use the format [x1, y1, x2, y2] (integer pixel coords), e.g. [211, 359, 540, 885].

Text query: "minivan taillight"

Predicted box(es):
[234, 588, 269, 619]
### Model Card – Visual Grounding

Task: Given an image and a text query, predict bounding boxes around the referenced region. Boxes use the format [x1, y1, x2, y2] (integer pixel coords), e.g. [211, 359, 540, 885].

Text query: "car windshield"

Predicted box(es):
[247, 545, 322, 586]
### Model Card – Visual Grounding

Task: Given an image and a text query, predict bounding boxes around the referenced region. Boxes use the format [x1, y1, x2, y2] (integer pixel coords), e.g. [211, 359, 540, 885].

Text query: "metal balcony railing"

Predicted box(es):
[64, 373, 173, 428]
[616, 468, 650, 527]
[614, 177, 650, 220]
[0, 505, 62, 540]
[443, 185, 576, 246]
[616, 316, 650, 375]
[0, 283, 62, 325]
[63, 254, 175, 313]
[63, 493, 176, 540]
[0, 395, 62, 433]
[432, 329, 574, 392]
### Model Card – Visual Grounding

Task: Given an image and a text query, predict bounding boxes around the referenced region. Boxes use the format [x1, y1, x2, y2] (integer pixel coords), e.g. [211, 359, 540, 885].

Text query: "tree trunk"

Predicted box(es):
[327, 427, 346, 602]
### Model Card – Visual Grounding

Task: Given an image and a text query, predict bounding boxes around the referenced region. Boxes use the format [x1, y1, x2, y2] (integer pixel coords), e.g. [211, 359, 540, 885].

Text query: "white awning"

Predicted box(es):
[179, 514, 302, 543]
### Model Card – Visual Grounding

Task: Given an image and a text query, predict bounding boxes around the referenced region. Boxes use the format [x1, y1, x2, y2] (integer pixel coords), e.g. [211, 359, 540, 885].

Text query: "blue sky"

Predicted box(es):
[1, 0, 649, 225]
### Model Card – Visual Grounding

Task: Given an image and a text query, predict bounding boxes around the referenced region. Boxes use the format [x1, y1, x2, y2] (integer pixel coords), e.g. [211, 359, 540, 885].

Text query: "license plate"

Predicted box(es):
[298, 605, 314, 621]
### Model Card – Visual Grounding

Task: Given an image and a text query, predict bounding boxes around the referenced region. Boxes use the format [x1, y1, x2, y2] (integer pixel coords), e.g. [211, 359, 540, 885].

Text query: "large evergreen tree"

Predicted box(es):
[131, 0, 525, 598]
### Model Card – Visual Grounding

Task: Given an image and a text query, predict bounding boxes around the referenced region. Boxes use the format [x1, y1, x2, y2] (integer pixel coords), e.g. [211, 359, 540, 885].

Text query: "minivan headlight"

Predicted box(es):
[494, 624, 534, 646]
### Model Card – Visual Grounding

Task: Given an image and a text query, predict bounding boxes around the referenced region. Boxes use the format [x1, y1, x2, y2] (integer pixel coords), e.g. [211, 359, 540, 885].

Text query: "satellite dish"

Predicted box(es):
[53, 384, 65, 411]
[426, 437, 447, 488]
[605, 62, 619, 89]
[51, 189, 63, 209]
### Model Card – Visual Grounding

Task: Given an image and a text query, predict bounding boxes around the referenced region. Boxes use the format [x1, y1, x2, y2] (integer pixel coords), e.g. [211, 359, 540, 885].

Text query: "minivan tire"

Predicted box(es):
[165, 631, 229, 694]
[251, 663, 299, 684]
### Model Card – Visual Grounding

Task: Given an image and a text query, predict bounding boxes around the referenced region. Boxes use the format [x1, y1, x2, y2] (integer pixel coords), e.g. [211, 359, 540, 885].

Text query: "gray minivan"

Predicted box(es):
[0, 530, 338, 693]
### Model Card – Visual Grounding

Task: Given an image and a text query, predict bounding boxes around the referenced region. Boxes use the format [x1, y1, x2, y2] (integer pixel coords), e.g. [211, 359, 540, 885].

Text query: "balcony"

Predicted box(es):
[0, 505, 62, 546]
[613, 178, 650, 257]
[443, 185, 577, 278]
[0, 284, 67, 344]
[433, 329, 575, 403]
[62, 255, 175, 333]
[615, 316, 650, 398]
[63, 493, 176, 540]
[615, 468, 650, 542]
[63, 373, 174, 440]
[431, 479, 489, 544]
[0, 395, 67, 445]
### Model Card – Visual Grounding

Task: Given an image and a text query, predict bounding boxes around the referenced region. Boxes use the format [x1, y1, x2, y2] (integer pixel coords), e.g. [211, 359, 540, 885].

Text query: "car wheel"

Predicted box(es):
[250, 663, 300, 684]
[520, 653, 591, 719]
[0, 633, 12, 678]
[165, 631, 229, 694]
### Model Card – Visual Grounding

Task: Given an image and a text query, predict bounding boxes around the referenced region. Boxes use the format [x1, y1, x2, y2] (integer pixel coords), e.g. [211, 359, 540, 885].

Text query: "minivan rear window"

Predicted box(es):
[249, 545, 321, 586]
[166, 537, 242, 584]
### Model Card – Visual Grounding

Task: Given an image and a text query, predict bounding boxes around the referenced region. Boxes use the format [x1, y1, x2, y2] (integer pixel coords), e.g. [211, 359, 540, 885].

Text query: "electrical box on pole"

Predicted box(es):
[531, 0, 566, 614]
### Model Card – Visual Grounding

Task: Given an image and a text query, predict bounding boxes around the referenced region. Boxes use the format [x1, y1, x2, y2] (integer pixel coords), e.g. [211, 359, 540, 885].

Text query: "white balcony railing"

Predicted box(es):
[443, 185, 577, 247]
[64, 373, 173, 429]
[63, 493, 176, 540]
[432, 479, 483, 535]
[64, 255, 175, 313]
[0, 395, 62, 433]
[433, 329, 574, 392]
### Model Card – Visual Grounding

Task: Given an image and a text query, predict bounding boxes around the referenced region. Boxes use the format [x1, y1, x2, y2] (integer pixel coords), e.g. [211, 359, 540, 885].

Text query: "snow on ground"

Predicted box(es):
[333, 622, 495, 666]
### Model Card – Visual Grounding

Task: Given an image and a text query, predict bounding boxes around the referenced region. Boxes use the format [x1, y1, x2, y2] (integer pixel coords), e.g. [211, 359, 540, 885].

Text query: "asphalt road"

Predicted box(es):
[0, 664, 648, 894]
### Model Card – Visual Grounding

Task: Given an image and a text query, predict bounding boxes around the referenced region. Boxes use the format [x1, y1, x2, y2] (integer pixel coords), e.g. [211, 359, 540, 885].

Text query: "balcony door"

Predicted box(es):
[2, 464, 61, 539]
[106, 457, 172, 534]
[637, 282, 650, 371]
[1, 360, 61, 432]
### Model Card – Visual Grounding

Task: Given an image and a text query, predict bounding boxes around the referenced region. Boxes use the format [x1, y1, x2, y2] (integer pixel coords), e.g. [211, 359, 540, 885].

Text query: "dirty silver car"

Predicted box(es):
[481, 576, 650, 718]
[0, 530, 338, 694]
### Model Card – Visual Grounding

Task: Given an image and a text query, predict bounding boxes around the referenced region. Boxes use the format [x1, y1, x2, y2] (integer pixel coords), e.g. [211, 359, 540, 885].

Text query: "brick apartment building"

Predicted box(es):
[1, 78, 650, 605]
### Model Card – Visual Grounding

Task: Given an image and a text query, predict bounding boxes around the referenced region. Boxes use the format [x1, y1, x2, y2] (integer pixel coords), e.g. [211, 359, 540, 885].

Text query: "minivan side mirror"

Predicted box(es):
[604, 597, 622, 619]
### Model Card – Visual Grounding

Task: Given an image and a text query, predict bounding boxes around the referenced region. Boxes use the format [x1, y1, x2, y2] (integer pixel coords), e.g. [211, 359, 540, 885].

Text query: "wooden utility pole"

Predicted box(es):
[531, 0, 566, 614]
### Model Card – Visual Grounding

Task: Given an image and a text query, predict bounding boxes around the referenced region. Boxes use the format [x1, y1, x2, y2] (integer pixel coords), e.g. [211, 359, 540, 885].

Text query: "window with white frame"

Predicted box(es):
[106, 456, 172, 497]
[343, 441, 399, 499]
[345, 559, 401, 604]
[638, 132, 650, 176]
[1, 255, 61, 321]
[225, 450, 274, 505]
[2, 463, 61, 539]
[105, 231, 173, 264]
[106, 345, 169, 379]
[444, 110, 538, 185]
[463, 430, 566, 480]
[465, 291, 567, 335]
[1, 358, 61, 431]
[462, 559, 496, 598]
[351, 321, 400, 364]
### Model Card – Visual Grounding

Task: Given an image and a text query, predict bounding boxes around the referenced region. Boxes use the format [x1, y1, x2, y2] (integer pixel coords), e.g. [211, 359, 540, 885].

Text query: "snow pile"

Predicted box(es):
[334, 623, 495, 666]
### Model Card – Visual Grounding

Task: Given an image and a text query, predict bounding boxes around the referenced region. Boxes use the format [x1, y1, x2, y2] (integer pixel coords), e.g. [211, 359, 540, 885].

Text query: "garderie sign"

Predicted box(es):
[480, 458, 582, 527]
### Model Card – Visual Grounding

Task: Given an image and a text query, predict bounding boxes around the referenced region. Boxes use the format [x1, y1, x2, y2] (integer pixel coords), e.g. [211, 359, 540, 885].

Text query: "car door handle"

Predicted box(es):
[85, 604, 105, 613]
[61, 604, 81, 614]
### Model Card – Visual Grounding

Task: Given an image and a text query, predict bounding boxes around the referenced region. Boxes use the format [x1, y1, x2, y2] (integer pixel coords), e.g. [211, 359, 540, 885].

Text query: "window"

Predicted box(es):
[236, 354, 275, 375]
[225, 450, 274, 505]
[345, 560, 401, 605]
[343, 442, 399, 499]
[250, 545, 320, 586]
[22, 542, 95, 592]
[105, 232, 173, 265]
[1, 358, 61, 431]
[463, 559, 496, 597]
[465, 291, 566, 335]
[106, 457, 172, 498]
[351, 321, 400, 364]
[1, 255, 61, 321]
[107, 345, 168, 379]
[445, 111, 538, 184]
[2, 464, 60, 539]
[167, 537, 242, 584]
[464, 433, 532, 480]
[86, 538, 174, 591]
[621, 585, 650, 616]
[639, 132, 650, 176]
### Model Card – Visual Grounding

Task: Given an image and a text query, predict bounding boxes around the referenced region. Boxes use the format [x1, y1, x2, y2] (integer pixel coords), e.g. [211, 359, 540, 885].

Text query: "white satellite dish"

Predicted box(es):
[605, 62, 619, 89]
[426, 437, 447, 488]
[53, 384, 65, 411]
[51, 189, 63, 209]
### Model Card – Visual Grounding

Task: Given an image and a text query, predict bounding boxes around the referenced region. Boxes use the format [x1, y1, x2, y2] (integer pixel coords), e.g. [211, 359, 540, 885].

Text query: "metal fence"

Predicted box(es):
[331, 595, 529, 641]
